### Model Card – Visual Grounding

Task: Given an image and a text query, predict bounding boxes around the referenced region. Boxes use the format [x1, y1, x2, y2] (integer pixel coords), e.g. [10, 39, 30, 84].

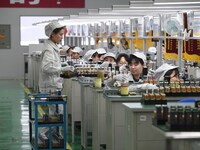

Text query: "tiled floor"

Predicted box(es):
[0, 80, 92, 150]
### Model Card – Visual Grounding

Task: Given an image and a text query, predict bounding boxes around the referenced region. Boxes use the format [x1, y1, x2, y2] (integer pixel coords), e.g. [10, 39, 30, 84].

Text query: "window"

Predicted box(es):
[20, 16, 64, 46]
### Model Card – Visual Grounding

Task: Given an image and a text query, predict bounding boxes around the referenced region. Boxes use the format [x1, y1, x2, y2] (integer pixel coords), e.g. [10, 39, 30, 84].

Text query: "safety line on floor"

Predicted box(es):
[19, 81, 31, 95]
[19, 80, 45, 115]
[19, 81, 72, 150]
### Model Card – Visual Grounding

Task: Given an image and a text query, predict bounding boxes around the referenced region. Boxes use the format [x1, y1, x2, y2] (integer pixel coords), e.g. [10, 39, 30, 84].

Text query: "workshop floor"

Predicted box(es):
[0, 80, 30, 150]
[0, 80, 92, 150]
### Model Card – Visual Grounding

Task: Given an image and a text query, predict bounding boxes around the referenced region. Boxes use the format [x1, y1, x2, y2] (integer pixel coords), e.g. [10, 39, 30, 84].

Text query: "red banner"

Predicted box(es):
[0, 0, 85, 8]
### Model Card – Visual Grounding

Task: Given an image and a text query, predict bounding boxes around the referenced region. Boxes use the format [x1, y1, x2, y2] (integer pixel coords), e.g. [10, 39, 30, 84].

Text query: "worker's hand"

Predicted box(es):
[119, 64, 128, 73]
[61, 66, 75, 72]
[100, 61, 110, 68]
[114, 74, 128, 82]
[61, 62, 69, 67]
[147, 69, 155, 77]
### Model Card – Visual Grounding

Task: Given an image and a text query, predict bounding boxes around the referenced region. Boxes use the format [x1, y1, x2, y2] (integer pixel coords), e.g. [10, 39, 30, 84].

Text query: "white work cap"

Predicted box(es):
[45, 21, 65, 37]
[155, 63, 179, 81]
[96, 48, 106, 55]
[62, 45, 70, 52]
[104, 52, 116, 60]
[130, 51, 146, 64]
[83, 49, 97, 61]
[71, 47, 83, 53]
[148, 47, 157, 54]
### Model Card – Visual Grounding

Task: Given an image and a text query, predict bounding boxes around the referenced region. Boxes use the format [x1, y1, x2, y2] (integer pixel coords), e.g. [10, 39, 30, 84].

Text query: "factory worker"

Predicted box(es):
[100, 52, 116, 68]
[39, 21, 75, 93]
[104, 51, 146, 87]
[91, 51, 100, 63]
[103, 52, 116, 63]
[116, 53, 129, 73]
[116, 53, 129, 67]
[71, 46, 83, 60]
[126, 51, 146, 82]
[82, 49, 95, 62]
[62, 45, 73, 58]
[114, 51, 146, 83]
[154, 63, 180, 83]
[96, 48, 107, 61]
[147, 47, 157, 61]
[39, 21, 75, 137]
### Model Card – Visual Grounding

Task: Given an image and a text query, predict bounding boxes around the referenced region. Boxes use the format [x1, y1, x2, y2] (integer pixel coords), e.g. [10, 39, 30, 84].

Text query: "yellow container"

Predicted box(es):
[97, 69, 105, 81]
[95, 78, 102, 88]
[120, 84, 129, 96]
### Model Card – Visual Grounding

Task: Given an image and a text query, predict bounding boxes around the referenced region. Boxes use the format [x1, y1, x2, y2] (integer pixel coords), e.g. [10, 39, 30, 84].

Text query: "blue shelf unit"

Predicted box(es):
[28, 94, 67, 150]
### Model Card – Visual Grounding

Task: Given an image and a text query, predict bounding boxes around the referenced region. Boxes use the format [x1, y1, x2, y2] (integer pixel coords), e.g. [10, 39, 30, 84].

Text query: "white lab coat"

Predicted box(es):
[39, 39, 63, 93]
[126, 72, 143, 83]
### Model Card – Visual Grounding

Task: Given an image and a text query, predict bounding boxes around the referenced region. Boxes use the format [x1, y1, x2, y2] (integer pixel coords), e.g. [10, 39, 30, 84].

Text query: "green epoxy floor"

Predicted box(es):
[0, 80, 30, 150]
[0, 80, 92, 150]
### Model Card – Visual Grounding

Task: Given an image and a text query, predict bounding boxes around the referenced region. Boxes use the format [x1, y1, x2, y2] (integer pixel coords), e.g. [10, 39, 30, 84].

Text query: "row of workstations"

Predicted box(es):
[62, 77, 200, 150]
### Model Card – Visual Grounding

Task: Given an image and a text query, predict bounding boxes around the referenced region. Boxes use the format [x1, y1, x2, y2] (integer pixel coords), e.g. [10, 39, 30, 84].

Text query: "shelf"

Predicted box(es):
[29, 94, 67, 150]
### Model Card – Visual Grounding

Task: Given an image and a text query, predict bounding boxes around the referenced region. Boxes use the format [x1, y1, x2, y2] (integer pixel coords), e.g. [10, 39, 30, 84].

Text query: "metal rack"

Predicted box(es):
[28, 94, 67, 150]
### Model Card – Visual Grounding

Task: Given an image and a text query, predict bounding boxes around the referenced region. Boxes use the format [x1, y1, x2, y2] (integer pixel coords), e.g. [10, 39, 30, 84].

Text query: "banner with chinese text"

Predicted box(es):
[164, 37, 178, 61]
[183, 39, 200, 63]
[0, 0, 85, 8]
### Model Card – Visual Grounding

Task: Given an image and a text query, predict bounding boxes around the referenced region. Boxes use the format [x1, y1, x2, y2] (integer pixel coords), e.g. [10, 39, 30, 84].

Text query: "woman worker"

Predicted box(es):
[100, 52, 116, 68]
[39, 21, 75, 94]
[105, 51, 146, 87]
[154, 63, 180, 83]
[39, 21, 75, 138]
[62, 45, 73, 59]
[114, 51, 146, 83]
[116, 53, 129, 73]
[71, 46, 83, 60]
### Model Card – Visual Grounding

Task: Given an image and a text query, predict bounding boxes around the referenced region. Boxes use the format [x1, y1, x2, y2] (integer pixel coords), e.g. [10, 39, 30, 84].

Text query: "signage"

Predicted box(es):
[0, 0, 85, 8]
[0, 25, 11, 49]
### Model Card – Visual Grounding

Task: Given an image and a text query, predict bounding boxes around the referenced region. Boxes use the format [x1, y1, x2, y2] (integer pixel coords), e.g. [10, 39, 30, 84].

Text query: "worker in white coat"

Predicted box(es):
[154, 63, 180, 83]
[115, 51, 146, 83]
[100, 52, 116, 68]
[71, 46, 83, 60]
[39, 21, 74, 94]
[39, 21, 75, 137]
[105, 51, 146, 87]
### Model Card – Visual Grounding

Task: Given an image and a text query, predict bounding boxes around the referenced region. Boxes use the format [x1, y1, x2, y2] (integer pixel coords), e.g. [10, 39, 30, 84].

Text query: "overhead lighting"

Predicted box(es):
[129, 3, 200, 10]
[154, 1, 200, 5]
[129, 1, 154, 5]
[98, 8, 112, 13]
[87, 9, 99, 14]
[112, 5, 130, 9]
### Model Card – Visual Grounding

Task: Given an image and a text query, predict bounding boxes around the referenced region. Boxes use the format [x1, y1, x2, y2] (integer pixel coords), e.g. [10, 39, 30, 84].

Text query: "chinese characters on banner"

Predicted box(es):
[164, 12, 200, 62]
[0, 0, 85, 8]
[183, 40, 200, 63]
[164, 38, 200, 63]
[164, 33, 179, 61]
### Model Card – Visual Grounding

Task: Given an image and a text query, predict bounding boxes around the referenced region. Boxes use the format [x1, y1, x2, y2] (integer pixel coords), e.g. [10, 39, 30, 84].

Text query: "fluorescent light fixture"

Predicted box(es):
[79, 12, 88, 16]
[87, 9, 99, 14]
[129, 3, 200, 11]
[154, 1, 200, 5]
[32, 16, 64, 26]
[112, 5, 130, 9]
[98, 8, 113, 13]
[129, 1, 154, 5]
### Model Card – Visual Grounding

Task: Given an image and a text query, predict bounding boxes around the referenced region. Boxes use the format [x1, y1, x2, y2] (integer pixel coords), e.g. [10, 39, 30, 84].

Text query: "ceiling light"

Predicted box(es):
[155, 2, 200, 5]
